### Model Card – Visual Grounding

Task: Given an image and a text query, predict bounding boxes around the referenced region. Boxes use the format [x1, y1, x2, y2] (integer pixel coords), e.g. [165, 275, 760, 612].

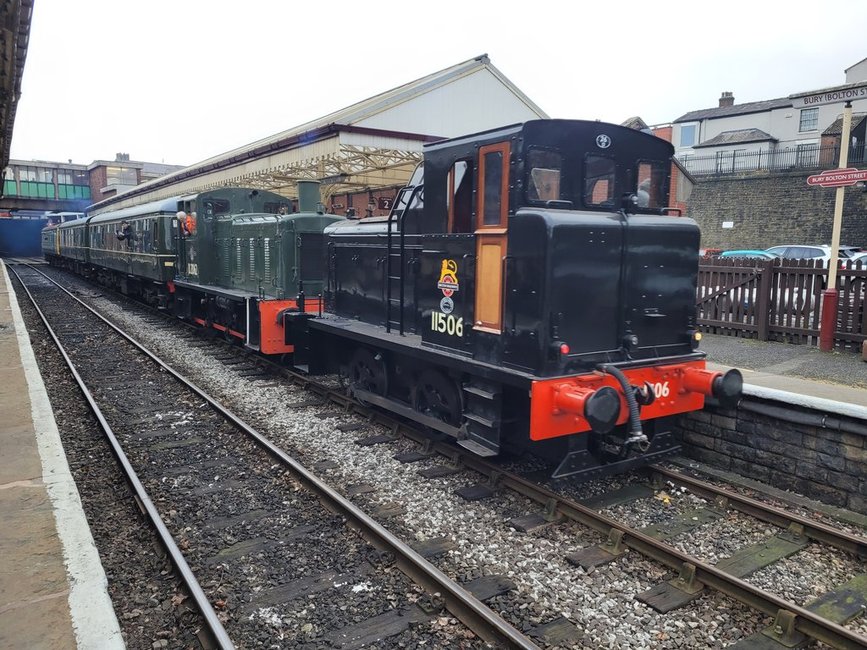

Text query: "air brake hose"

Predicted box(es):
[598, 363, 650, 452]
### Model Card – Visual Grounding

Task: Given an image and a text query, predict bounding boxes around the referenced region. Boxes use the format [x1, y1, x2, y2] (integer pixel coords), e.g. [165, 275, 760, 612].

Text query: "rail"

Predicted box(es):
[239, 341, 867, 649]
[650, 465, 867, 559]
[28, 261, 867, 649]
[12, 263, 539, 650]
[9, 264, 235, 650]
[258, 358, 867, 649]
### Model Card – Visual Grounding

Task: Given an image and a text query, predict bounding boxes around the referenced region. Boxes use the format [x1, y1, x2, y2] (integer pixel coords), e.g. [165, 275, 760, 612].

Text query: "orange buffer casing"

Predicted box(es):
[529, 360, 717, 441]
[258, 298, 323, 355]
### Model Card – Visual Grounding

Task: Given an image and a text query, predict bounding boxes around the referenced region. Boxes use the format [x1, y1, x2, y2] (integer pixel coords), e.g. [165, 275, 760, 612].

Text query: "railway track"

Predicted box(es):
[9, 263, 539, 649]
[16, 262, 867, 649]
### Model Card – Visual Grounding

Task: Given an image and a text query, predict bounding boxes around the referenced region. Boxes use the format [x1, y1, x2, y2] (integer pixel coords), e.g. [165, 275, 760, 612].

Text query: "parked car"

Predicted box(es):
[764, 244, 862, 264]
[848, 251, 867, 265]
[719, 250, 779, 260]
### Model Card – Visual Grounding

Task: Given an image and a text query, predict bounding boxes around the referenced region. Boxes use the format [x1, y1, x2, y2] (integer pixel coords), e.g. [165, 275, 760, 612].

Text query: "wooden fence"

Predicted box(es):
[696, 258, 867, 349]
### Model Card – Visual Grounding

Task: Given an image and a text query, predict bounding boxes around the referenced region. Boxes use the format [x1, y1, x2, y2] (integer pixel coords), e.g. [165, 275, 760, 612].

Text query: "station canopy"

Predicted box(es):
[88, 54, 547, 214]
[0, 1, 33, 172]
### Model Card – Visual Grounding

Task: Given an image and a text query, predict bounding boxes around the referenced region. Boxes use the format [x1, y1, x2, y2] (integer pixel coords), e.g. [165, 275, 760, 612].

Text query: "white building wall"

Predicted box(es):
[846, 59, 867, 83]
[678, 96, 867, 158]
[354, 69, 545, 138]
[772, 100, 867, 146]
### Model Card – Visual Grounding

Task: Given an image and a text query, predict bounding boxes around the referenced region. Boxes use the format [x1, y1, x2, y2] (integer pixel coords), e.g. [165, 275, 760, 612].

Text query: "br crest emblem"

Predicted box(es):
[437, 259, 459, 297]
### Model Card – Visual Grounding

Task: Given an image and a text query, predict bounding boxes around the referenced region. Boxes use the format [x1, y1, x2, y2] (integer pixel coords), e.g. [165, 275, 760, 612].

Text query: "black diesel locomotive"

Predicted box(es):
[285, 119, 742, 479]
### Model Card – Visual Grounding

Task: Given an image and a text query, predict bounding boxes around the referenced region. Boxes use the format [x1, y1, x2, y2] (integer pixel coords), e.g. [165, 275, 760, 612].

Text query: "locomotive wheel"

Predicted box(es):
[413, 369, 462, 427]
[349, 349, 388, 399]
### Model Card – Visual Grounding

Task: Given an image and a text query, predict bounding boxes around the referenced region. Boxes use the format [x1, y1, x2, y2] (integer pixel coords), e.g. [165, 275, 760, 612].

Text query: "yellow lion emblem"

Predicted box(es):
[437, 259, 459, 297]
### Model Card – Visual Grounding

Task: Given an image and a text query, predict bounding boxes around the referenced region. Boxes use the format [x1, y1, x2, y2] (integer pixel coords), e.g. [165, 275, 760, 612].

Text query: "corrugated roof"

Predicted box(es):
[1, 0, 34, 171]
[693, 128, 777, 148]
[675, 97, 792, 123]
[87, 54, 547, 213]
[126, 54, 543, 189]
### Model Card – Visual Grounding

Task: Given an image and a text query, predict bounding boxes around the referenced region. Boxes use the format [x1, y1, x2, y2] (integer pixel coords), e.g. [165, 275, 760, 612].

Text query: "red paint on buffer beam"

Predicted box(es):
[806, 167, 867, 188]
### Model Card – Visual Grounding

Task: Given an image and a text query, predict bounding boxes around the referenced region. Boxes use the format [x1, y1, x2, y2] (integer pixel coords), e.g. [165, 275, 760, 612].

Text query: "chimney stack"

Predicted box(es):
[719, 91, 734, 108]
[115, 152, 130, 162]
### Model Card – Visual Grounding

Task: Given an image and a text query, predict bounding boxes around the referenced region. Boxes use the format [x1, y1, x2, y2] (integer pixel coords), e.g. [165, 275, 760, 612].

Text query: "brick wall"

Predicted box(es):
[686, 171, 867, 250]
[676, 402, 867, 514]
[650, 125, 688, 214]
[88, 167, 110, 202]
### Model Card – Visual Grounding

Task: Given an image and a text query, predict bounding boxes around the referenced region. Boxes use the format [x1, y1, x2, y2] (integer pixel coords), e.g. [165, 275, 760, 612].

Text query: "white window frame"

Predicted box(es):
[680, 123, 698, 147]
[799, 108, 818, 132]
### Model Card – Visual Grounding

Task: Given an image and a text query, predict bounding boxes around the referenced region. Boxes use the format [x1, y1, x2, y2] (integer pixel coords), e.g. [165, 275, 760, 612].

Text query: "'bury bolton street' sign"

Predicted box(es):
[791, 84, 867, 108]
[806, 167, 867, 187]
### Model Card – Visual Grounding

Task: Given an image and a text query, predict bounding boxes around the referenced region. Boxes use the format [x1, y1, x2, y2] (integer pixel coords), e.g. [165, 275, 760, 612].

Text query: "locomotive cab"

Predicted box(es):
[414, 120, 698, 371]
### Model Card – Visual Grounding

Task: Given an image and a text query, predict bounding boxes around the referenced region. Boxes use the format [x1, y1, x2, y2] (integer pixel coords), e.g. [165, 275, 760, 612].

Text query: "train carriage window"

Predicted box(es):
[584, 155, 617, 207]
[447, 160, 473, 233]
[635, 161, 668, 209]
[142, 219, 152, 250]
[526, 148, 563, 203]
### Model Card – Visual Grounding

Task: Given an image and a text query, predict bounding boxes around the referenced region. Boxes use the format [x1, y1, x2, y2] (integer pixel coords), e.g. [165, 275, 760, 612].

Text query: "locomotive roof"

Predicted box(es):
[423, 122, 523, 152]
[422, 119, 671, 153]
[88, 196, 181, 224]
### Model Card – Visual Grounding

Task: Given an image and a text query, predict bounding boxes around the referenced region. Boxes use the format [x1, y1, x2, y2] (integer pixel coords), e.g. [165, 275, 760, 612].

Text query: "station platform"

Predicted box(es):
[0, 262, 122, 649]
[702, 333, 867, 417]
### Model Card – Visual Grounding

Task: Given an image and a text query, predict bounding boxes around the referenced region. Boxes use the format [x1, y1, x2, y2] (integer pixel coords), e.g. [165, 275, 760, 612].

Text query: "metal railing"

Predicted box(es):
[678, 143, 866, 176]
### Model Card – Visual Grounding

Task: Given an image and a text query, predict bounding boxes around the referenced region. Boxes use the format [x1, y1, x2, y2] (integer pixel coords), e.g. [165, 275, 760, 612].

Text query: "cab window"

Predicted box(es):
[482, 151, 504, 226]
[584, 155, 616, 207]
[448, 160, 473, 233]
[635, 161, 668, 209]
[526, 148, 563, 204]
[202, 199, 230, 216]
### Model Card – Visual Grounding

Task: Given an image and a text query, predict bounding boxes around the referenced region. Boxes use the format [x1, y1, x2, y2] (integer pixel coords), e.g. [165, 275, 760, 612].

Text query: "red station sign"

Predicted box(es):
[806, 167, 867, 188]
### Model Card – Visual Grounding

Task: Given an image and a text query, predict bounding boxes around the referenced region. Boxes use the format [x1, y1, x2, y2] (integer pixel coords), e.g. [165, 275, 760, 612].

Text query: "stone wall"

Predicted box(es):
[676, 401, 867, 514]
[687, 171, 867, 250]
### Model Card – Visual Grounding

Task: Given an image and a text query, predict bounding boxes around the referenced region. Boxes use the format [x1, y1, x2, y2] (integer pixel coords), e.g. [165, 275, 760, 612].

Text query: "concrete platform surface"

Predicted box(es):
[702, 333, 867, 415]
[0, 262, 122, 649]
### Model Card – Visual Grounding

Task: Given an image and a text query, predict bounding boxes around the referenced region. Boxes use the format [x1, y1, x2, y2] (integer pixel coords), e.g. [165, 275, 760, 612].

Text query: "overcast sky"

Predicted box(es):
[11, 0, 867, 167]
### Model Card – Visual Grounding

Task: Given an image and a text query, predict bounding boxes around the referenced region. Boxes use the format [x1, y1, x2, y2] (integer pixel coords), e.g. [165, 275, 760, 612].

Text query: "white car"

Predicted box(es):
[848, 251, 867, 265]
[764, 245, 861, 265]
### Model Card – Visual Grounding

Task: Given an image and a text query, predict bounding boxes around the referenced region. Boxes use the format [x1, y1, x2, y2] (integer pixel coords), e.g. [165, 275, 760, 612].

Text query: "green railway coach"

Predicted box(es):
[87, 197, 178, 305]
